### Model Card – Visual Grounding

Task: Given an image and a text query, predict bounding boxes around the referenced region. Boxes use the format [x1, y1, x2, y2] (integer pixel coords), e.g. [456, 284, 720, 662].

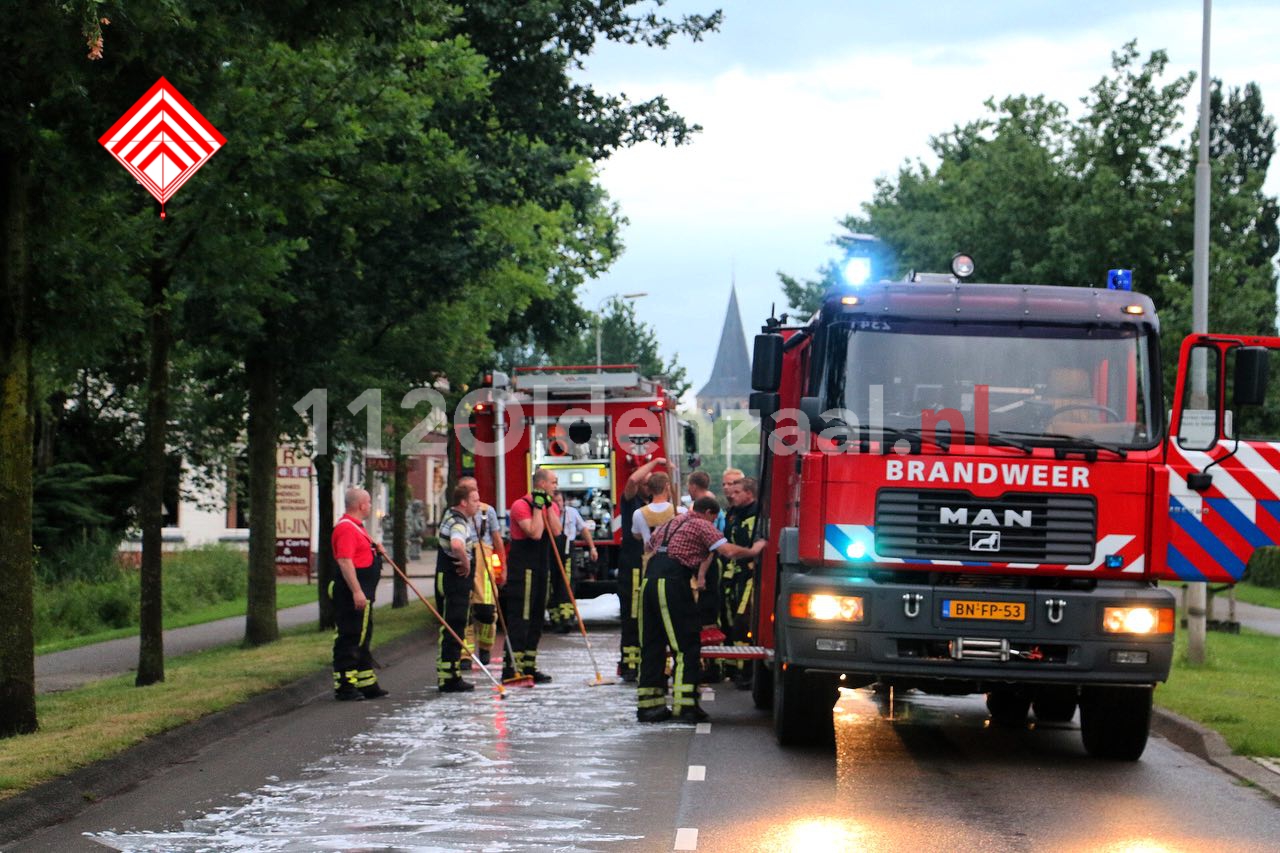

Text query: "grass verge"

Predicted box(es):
[1232, 581, 1280, 610]
[0, 604, 432, 800]
[1156, 628, 1280, 757]
[34, 584, 320, 655]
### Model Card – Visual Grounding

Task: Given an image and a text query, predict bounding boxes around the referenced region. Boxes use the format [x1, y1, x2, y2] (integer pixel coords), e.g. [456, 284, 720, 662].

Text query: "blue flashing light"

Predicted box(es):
[1107, 269, 1133, 291]
[845, 541, 867, 559]
[844, 256, 872, 287]
[1105, 554, 1124, 569]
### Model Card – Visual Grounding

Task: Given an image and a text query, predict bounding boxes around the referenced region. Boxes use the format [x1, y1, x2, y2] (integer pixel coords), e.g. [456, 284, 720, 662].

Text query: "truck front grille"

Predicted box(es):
[875, 489, 1096, 564]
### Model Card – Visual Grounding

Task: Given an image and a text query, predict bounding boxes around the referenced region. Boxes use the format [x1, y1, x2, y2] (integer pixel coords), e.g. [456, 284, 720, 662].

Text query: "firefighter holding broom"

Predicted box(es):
[436, 483, 482, 692]
[458, 476, 506, 671]
[502, 467, 561, 683]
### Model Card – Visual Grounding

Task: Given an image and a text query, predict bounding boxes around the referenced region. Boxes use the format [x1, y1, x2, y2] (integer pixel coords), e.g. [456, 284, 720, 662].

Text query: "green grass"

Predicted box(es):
[34, 583, 321, 655]
[0, 604, 434, 800]
[1157, 628, 1280, 757]
[1232, 581, 1280, 610]
[1159, 579, 1280, 612]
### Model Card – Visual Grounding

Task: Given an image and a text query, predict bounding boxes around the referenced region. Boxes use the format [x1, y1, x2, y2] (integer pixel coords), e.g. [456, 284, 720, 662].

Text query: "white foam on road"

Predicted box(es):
[92, 640, 671, 852]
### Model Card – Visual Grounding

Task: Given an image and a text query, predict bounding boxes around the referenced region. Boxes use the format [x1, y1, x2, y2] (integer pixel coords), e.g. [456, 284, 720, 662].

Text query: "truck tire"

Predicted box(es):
[1079, 685, 1152, 761]
[751, 659, 772, 711]
[985, 688, 1031, 727]
[1032, 686, 1079, 723]
[774, 665, 837, 748]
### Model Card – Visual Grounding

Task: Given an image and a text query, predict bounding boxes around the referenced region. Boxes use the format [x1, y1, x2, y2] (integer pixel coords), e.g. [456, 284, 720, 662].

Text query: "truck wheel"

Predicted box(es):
[751, 659, 773, 711]
[1079, 686, 1152, 761]
[1032, 686, 1079, 723]
[985, 689, 1031, 727]
[774, 665, 838, 748]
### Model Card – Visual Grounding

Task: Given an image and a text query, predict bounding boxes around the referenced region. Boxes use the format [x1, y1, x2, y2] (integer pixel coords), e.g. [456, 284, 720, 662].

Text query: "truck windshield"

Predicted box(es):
[822, 321, 1159, 449]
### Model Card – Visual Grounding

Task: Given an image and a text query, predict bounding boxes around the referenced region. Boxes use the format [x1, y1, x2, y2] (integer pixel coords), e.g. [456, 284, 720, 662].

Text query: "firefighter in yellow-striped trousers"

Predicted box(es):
[331, 487, 389, 701]
[722, 477, 760, 689]
[617, 457, 666, 680]
[459, 477, 506, 671]
[502, 467, 561, 682]
[637, 496, 765, 723]
[435, 483, 481, 692]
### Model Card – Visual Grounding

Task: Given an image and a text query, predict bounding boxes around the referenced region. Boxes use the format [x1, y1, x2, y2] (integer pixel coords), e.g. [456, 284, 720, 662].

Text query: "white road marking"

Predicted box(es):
[695, 723, 711, 734]
[701, 690, 715, 702]
[675, 827, 699, 850]
[687, 765, 706, 781]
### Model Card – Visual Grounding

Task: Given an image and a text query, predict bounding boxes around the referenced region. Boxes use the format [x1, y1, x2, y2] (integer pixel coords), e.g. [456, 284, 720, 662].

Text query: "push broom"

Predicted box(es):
[378, 548, 510, 698]
[477, 542, 535, 688]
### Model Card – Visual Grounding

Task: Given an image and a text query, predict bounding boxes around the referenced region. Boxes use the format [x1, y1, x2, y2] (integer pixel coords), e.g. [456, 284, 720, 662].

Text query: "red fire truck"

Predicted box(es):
[742, 257, 1277, 760]
[460, 364, 696, 597]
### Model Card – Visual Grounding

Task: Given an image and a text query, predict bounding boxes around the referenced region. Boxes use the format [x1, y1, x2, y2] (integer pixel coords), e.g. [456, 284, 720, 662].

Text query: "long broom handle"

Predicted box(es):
[477, 540, 519, 669]
[379, 547, 505, 694]
[543, 509, 607, 681]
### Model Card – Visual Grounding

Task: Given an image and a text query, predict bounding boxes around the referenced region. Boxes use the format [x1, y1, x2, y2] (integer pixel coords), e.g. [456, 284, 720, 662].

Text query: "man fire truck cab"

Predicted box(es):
[461, 364, 694, 597]
[746, 255, 1279, 760]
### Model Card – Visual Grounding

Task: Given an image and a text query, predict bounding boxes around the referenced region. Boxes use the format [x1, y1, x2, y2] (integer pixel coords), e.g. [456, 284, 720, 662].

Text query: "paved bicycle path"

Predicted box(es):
[35, 574, 413, 694]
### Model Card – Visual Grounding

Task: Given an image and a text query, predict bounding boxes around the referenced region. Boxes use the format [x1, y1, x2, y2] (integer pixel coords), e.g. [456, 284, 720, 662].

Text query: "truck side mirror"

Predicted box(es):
[750, 391, 780, 421]
[1234, 346, 1270, 407]
[753, 334, 784, 392]
[800, 396, 827, 434]
[682, 422, 698, 455]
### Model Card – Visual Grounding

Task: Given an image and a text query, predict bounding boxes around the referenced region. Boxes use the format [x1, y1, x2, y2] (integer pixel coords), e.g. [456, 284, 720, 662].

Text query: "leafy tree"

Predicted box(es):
[494, 295, 691, 396]
[780, 43, 1278, 401]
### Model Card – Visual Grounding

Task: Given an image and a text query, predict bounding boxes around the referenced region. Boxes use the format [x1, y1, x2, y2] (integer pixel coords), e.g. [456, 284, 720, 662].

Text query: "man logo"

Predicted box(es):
[940, 507, 1032, 528]
[970, 530, 1001, 552]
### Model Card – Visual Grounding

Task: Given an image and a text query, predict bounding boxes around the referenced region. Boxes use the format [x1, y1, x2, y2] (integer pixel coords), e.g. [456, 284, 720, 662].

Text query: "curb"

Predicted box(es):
[0, 630, 425, 848]
[1152, 706, 1280, 802]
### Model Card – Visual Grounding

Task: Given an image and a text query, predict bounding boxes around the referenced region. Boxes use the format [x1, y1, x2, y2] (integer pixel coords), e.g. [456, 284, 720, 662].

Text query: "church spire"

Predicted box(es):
[696, 285, 752, 415]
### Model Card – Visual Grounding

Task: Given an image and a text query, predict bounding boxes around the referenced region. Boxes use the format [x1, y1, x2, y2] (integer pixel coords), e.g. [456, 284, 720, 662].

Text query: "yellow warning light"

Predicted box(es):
[1123, 305, 1145, 315]
[840, 296, 860, 306]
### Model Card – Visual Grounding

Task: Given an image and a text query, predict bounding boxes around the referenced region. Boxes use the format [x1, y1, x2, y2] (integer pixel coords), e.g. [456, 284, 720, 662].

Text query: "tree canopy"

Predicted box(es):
[0, 0, 720, 735]
[780, 42, 1280, 371]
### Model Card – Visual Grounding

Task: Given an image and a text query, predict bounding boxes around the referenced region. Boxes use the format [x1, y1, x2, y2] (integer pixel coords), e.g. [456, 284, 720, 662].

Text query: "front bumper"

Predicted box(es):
[777, 572, 1174, 687]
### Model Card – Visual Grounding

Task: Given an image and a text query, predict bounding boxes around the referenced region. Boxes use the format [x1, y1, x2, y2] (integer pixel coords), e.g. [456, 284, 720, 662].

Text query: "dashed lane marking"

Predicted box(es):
[675, 827, 699, 850]
[687, 765, 706, 781]
[695, 723, 711, 734]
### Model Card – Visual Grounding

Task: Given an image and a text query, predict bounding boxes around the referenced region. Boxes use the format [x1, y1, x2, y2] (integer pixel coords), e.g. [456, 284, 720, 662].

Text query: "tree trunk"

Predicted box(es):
[0, 150, 37, 736]
[136, 259, 173, 686]
[315, 451, 336, 629]
[392, 454, 409, 608]
[244, 349, 279, 645]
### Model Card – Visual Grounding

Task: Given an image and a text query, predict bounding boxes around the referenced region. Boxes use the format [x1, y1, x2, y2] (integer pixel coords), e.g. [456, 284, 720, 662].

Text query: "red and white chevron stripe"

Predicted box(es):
[99, 77, 225, 207]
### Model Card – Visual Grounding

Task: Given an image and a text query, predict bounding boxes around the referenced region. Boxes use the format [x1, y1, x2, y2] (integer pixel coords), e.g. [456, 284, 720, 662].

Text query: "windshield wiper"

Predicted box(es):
[897, 427, 1033, 455]
[995, 430, 1128, 459]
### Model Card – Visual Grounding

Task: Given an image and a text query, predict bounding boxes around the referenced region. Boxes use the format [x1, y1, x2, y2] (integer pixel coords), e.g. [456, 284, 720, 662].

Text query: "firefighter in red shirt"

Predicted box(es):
[502, 467, 561, 683]
[637, 496, 765, 722]
[331, 487, 388, 701]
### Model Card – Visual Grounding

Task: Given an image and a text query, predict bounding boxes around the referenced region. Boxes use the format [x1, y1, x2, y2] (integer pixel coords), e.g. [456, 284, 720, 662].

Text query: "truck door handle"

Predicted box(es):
[1046, 598, 1066, 624]
[903, 593, 923, 619]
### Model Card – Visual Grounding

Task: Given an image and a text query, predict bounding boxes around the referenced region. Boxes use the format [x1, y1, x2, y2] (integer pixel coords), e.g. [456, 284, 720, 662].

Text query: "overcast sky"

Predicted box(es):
[571, 1, 1280, 404]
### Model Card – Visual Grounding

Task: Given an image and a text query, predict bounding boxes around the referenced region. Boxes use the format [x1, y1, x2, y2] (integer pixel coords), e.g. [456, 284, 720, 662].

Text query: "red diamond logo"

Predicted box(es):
[99, 77, 225, 207]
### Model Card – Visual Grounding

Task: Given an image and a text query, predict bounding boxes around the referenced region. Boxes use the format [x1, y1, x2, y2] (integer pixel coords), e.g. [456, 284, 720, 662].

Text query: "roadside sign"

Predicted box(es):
[99, 77, 225, 216]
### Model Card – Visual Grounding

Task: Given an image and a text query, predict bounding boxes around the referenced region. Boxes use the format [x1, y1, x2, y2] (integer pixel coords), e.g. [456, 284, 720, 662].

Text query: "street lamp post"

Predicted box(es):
[595, 291, 648, 371]
[1187, 0, 1214, 665]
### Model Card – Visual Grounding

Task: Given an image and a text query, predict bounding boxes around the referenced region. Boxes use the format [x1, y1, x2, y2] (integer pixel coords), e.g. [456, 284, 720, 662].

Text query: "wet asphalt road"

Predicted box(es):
[10, 620, 1280, 852]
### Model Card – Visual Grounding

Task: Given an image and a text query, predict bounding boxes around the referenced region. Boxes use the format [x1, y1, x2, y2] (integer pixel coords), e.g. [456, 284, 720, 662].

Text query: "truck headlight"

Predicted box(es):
[790, 593, 864, 623]
[1102, 606, 1174, 635]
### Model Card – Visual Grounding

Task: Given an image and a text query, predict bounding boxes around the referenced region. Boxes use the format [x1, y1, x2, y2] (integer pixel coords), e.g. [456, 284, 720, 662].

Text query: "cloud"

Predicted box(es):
[578, 3, 1280, 392]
